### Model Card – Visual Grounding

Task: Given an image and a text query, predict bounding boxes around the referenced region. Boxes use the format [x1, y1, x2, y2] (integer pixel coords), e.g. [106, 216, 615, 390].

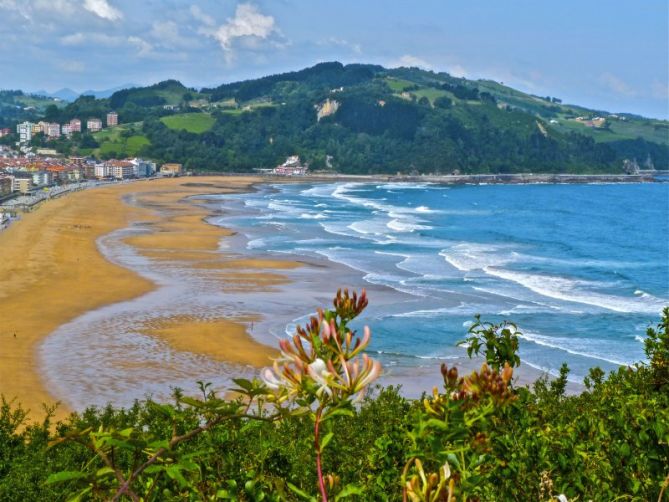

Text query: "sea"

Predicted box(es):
[212, 181, 669, 385]
[39, 181, 669, 409]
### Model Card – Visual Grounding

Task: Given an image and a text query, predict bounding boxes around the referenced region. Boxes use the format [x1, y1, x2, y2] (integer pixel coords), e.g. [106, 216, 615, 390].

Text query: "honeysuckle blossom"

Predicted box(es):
[308, 358, 333, 397]
[261, 289, 382, 405]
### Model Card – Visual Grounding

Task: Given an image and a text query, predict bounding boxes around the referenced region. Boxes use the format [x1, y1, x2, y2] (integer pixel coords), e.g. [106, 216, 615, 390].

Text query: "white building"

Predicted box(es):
[109, 161, 134, 179]
[131, 158, 156, 177]
[87, 118, 102, 132]
[16, 122, 33, 143]
[106, 111, 118, 127]
[32, 171, 54, 186]
[70, 118, 82, 133]
[273, 155, 308, 176]
[94, 163, 111, 179]
[61, 124, 73, 136]
[46, 123, 61, 138]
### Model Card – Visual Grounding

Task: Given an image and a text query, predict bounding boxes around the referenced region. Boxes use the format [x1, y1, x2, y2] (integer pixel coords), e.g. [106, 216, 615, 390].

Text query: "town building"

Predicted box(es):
[273, 155, 308, 176]
[87, 118, 103, 132]
[106, 111, 118, 127]
[0, 128, 11, 137]
[160, 163, 183, 176]
[0, 175, 12, 196]
[131, 158, 156, 177]
[32, 170, 54, 186]
[108, 160, 134, 179]
[61, 124, 73, 136]
[94, 163, 111, 179]
[16, 122, 33, 143]
[70, 119, 82, 133]
[46, 123, 61, 138]
[35, 148, 59, 156]
[11, 174, 32, 194]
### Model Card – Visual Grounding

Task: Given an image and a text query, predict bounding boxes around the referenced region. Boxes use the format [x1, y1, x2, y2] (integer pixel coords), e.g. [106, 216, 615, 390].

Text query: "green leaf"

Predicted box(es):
[179, 396, 206, 408]
[322, 407, 355, 421]
[166, 465, 190, 488]
[46, 471, 88, 484]
[334, 484, 363, 500]
[95, 467, 115, 478]
[320, 431, 334, 452]
[232, 378, 254, 391]
[286, 482, 317, 501]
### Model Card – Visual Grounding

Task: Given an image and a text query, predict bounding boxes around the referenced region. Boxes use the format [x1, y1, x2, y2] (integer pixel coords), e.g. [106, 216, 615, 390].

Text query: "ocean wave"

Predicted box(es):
[519, 330, 631, 366]
[375, 182, 434, 190]
[387, 219, 432, 233]
[299, 212, 327, 220]
[483, 267, 667, 314]
[440, 243, 519, 272]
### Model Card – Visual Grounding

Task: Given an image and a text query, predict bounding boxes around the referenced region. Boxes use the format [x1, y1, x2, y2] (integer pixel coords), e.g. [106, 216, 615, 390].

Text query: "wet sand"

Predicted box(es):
[0, 177, 295, 420]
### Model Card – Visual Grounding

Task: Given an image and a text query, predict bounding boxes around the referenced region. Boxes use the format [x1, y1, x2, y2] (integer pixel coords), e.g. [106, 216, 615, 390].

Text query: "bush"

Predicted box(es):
[1, 293, 667, 500]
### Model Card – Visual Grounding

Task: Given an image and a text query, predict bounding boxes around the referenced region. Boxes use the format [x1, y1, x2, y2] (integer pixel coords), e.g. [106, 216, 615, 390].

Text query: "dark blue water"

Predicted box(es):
[214, 182, 669, 382]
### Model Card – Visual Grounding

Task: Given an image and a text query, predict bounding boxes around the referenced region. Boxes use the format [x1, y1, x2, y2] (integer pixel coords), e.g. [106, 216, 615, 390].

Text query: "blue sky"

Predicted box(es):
[1, 0, 667, 118]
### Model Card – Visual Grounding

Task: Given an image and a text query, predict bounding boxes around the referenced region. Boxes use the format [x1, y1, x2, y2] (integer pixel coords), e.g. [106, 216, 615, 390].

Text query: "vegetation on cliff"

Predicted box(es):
[4, 63, 668, 173]
[0, 293, 667, 501]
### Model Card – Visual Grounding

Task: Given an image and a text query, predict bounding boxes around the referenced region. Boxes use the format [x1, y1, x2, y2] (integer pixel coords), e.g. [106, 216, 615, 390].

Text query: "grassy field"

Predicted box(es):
[411, 87, 449, 105]
[92, 122, 149, 157]
[548, 116, 669, 144]
[160, 113, 216, 133]
[385, 77, 415, 92]
[97, 135, 150, 156]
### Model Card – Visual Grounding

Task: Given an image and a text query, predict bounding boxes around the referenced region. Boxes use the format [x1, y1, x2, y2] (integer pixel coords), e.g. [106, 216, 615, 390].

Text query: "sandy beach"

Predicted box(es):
[0, 177, 293, 420]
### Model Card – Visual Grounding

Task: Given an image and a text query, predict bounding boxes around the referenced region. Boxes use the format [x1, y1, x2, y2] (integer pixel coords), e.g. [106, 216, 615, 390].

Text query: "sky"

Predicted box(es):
[1, 0, 667, 118]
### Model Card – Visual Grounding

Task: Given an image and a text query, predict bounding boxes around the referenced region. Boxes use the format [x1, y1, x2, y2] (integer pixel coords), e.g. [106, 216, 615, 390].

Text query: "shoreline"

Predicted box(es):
[3, 175, 621, 418]
[194, 171, 668, 185]
[0, 177, 292, 419]
[205, 182, 588, 395]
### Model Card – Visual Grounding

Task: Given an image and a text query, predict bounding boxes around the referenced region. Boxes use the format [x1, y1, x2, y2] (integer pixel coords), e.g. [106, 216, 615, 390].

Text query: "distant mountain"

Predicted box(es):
[7, 62, 668, 173]
[79, 84, 139, 99]
[32, 84, 138, 102]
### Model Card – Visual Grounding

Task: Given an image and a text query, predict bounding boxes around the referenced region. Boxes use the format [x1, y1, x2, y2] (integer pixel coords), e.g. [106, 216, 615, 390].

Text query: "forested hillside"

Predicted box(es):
[4, 62, 668, 173]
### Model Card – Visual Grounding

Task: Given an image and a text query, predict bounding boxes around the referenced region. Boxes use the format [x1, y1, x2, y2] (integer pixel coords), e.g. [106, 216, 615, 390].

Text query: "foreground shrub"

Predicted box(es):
[0, 294, 666, 500]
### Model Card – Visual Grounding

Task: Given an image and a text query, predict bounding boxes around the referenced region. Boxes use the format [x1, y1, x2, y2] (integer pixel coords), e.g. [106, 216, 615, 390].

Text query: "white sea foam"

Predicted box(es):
[299, 212, 327, 220]
[440, 243, 518, 272]
[247, 238, 267, 249]
[375, 182, 434, 190]
[387, 219, 432, 233]
[415, 205, 433, 213]
[519, 330, 632, 366]
[484, 267, 667, 314]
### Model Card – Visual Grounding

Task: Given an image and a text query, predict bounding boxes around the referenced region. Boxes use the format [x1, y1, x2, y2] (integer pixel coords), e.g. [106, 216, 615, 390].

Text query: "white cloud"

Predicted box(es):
[318, 37, 362, 54]
[206, 3, 277, 62]
[60, 32, 125, 46]
[391, 54, 432, 70]
[128, 36, 153, 56]
[83, 0, 122, 21]
[650, 80, 669, 100]
[190, 5, 215, 27]
[59, 59, 85, 72]
[446, 64, 468, 78]
[0, 0, 76, 20]
[599, 72, 636, 97]
[150, 20, 196, 49]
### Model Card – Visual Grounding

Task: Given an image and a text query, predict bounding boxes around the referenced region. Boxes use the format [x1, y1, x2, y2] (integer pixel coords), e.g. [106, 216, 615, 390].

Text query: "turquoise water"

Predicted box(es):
[216, 182, 669, 382]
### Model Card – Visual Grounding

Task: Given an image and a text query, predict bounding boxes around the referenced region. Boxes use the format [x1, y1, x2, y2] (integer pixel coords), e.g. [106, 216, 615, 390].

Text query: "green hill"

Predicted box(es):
[5, 62, 668, 173]
[0, 90, 65, 128]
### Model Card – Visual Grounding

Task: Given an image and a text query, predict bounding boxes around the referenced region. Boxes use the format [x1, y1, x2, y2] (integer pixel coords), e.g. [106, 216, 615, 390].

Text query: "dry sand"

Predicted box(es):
[0, 177, 295, 421]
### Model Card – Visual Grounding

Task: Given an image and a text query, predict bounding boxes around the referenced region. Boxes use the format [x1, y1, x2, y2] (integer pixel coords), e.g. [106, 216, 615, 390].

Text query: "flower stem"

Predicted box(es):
[314, 406, 328, 501]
